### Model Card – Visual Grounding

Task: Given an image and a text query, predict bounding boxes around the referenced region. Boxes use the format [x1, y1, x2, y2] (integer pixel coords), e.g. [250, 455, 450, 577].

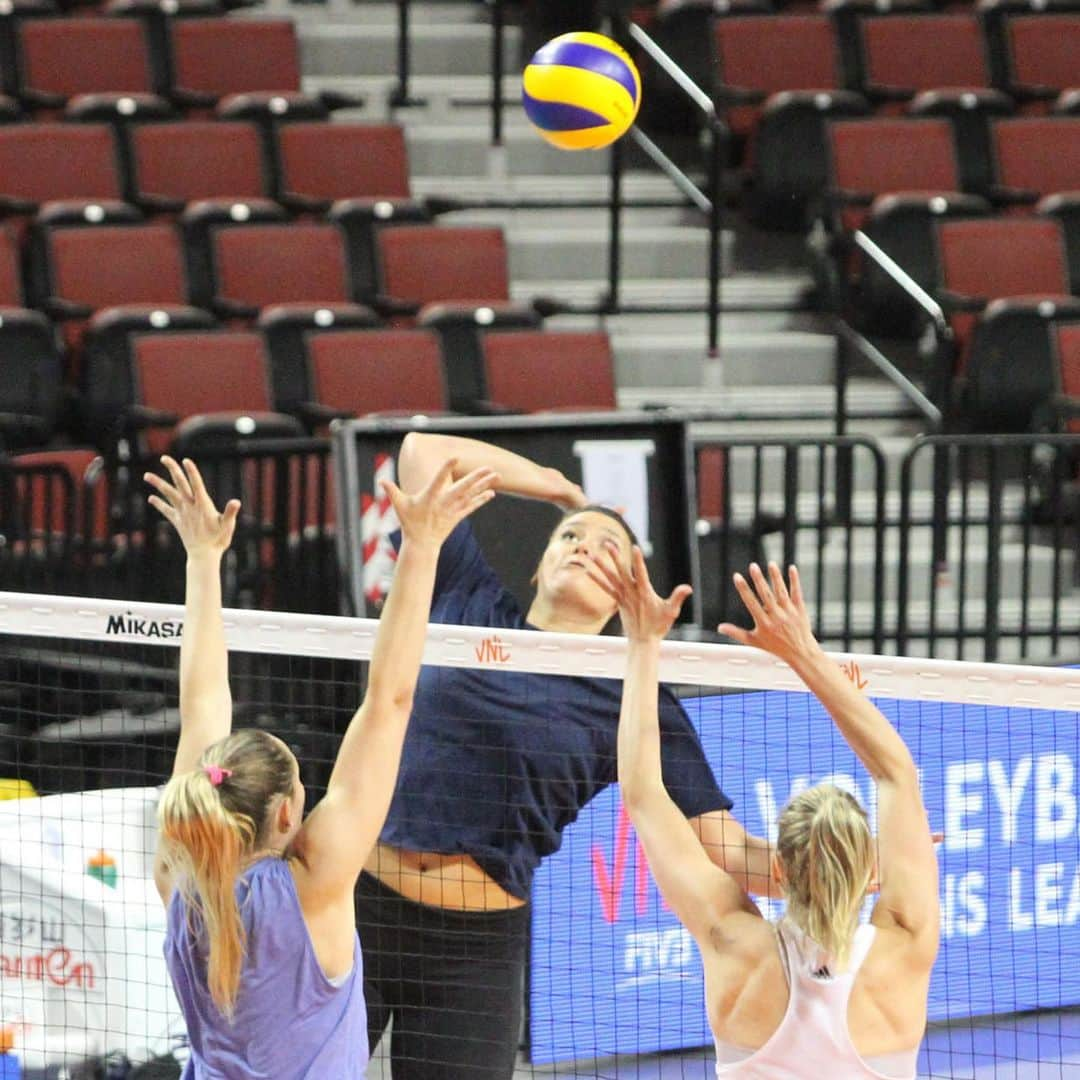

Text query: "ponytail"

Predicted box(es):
[157, 729, 295, 1019]
[776, 785, 874, 968]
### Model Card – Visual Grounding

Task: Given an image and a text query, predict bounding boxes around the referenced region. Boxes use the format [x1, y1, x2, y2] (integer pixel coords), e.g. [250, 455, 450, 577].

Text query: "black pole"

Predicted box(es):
[491, 0, 504, 146]
[706, 119, 723, 358]
[607, 132, 623, 313]
[389, 0, 424, 109]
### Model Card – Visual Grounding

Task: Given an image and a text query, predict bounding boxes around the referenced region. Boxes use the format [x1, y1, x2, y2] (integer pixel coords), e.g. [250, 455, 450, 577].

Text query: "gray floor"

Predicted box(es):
[363, 1010, 1080, 1078]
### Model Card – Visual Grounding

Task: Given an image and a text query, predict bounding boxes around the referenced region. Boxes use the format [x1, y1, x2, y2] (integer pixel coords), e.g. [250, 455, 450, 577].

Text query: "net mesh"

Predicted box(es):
[0, 596, 1078, 1079]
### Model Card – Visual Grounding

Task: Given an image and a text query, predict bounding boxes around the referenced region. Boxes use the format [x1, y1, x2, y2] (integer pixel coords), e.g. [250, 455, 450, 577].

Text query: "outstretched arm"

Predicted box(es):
[588, 545, 760, 942]
[398, 431, 587, 507]
[294, 461, 499, 899]
[145, 456, 241, 778]
[720, 563, 939, 958]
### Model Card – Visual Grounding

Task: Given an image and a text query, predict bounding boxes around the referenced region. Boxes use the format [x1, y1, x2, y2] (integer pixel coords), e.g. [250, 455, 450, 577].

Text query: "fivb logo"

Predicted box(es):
[360, 453, 399, 606]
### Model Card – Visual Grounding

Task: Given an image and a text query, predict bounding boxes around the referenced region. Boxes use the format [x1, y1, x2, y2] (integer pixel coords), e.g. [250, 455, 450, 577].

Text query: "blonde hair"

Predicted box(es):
[157, 729, 295, 1019]
[776, 784, 874, 968]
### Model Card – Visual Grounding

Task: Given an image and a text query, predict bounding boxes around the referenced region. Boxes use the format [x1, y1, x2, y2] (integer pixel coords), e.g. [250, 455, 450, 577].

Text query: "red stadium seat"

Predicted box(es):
[0, 309, 64, 450]
[376, 226, 510, 313]
[208, 221, 359, 319]
[306, 329, 447, 418]
[129, 121, 268, 212]
[855, 14, 989, 109]
[990, 117, 1080, 205]
[827, 117, 962, 231]
[168, 18, 303, 110]
[1053, 322, 1080, 432]
[37, 220, 193, 372]
[0, 225, 25, 306]
[713, 15, 843, 139]
[131, 329, 271, 452]
[9, 448, 110, 546]
[0, 124, 124, 219]
[480, 331, 616, 413]
[275, 123, 412, 211]
[934, 216, 1072, 366]
[17, 18, 160, 111]
[1003, 14, 1080, 109]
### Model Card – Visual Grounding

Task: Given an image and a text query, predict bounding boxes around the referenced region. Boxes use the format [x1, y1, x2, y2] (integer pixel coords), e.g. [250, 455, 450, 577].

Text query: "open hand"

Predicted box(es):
[145, 456, 240, 558]
[385, 459, 498, 548]
[718, 562, 820, 663]
[586, 540, 692, 642]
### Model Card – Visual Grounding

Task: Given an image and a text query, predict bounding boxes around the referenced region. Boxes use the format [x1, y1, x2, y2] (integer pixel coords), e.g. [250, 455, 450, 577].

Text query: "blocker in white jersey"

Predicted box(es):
[714, 920, 918, 1079]
[590, 555, 939, 1080]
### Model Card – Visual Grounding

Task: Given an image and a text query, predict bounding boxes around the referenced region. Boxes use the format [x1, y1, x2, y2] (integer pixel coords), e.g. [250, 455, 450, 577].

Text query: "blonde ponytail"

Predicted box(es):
[157, 729, 295, 1019]
[776, 785, 874, 968]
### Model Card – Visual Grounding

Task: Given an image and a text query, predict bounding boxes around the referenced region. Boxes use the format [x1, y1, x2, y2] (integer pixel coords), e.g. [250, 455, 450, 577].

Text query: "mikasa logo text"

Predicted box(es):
[105, 613, 184, 639]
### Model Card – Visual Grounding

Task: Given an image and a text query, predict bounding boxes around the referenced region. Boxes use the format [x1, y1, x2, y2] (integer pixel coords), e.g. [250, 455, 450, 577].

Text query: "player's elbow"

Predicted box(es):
[398, 432, 441, 492]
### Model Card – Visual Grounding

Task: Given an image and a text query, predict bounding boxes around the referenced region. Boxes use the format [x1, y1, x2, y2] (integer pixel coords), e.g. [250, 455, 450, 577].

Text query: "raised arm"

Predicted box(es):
[293, 461, 498, 899]
[719, 563, 939, 959]
[398, 431, 587, 507]
[145, 456, 241, 778]
[588, 544, 759, 943]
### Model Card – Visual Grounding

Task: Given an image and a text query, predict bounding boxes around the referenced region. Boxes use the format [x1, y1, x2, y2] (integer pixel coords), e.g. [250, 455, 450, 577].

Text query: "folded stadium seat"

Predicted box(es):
[846, 13, 991, 112]
[960, 296, 1080, 430]
[825, 117, 964, 232]
[0, 223, 26, 306]
[80, 304, 218, 450]
[16, 18, 168, 116]
[995, 10, 1080, 111]
[127, 120, 270, 214]
[747, 89, 870, 231]
[0, 124, 126, 233]
[167, 18, 356, 117]
[1038, 193, 1080, 293]
[31, 211, 196, 380]
[304, 328, 449, 421]
[713, 14, 846, 145]
[206, 221, 376, 336]
[850, 192, 990, 336]
[179, 198, 287, 309]
[1052, 321, 1080, 432]
[258, 305, 381, 426]
[375, 225, 542, 411]
[478, 331, 617, 413]
[129, 329, 274, 453]
[930, 216, 1073, 399]
[0, 309, 65, 451]
[908, 89, 1015, 198]
[64, 93, 175, 143]
[986, 117, 1080, 208]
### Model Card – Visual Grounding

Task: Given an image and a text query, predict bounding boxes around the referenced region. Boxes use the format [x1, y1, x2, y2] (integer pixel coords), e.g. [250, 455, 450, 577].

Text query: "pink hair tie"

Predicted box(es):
[204, 764, 233, 787]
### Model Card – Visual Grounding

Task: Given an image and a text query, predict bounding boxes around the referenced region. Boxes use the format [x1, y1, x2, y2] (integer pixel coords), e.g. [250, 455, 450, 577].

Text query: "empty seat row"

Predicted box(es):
[823, 115, 1080, 230]
[0, 16, 347, 117]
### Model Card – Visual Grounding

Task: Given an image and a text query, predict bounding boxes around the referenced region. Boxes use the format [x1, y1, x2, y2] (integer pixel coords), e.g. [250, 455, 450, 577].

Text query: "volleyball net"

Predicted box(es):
[1, 591, 1078, 1079]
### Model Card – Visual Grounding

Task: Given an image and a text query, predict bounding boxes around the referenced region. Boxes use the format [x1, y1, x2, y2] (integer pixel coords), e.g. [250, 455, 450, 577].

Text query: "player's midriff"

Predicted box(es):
[365, 842, 528, 911]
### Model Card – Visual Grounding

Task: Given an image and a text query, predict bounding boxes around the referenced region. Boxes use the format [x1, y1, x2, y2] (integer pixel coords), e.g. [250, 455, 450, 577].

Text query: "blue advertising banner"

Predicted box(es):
[528, 686, 1080, 1064]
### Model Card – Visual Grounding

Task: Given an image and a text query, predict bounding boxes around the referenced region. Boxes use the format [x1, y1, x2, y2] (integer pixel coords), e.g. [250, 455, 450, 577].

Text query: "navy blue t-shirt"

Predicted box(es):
[379, 521, 733, 900]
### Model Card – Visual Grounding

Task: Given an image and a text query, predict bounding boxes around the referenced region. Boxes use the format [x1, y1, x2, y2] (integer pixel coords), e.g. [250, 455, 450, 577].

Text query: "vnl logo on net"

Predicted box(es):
[474, 635, 511, 664]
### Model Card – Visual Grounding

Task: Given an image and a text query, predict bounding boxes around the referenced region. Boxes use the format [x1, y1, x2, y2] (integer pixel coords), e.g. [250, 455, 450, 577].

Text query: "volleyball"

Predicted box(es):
[521, 31, 642, 151]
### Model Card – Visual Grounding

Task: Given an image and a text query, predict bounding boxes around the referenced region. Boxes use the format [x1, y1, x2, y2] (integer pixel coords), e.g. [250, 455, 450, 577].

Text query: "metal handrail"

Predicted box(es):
[852, 230, 947, 331]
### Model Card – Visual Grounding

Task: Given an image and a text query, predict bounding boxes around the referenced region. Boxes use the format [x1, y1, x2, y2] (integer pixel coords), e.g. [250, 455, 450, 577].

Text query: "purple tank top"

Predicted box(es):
[165, 856, 368, 1079]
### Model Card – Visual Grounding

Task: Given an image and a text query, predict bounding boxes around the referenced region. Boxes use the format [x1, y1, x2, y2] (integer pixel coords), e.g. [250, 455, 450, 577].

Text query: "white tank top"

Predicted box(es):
[713, 920, 920, 1079]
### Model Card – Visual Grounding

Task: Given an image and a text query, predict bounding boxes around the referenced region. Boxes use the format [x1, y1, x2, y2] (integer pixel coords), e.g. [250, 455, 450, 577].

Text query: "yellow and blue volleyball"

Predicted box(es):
[522, 31, 642, 151]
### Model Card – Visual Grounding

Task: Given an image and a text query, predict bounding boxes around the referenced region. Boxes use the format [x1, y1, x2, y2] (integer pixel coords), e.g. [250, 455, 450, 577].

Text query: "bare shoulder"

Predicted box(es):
[705, 908, 771, 958]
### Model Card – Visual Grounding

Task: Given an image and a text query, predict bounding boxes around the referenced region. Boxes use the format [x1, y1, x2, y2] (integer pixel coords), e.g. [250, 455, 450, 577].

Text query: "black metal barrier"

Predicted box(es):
[897, 434, 1080, 662]
[695, 437, 888, 653]
[0, 440, 341, 615]
[2, 432, 1076, 663]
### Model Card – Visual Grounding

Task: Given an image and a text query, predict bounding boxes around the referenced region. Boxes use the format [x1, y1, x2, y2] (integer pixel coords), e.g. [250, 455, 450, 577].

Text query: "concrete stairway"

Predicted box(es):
[265, 0, 1077, 663]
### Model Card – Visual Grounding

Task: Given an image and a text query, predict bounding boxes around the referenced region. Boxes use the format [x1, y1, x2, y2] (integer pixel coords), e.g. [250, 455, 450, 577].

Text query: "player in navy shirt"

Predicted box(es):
[356, 432, 776, 1079]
